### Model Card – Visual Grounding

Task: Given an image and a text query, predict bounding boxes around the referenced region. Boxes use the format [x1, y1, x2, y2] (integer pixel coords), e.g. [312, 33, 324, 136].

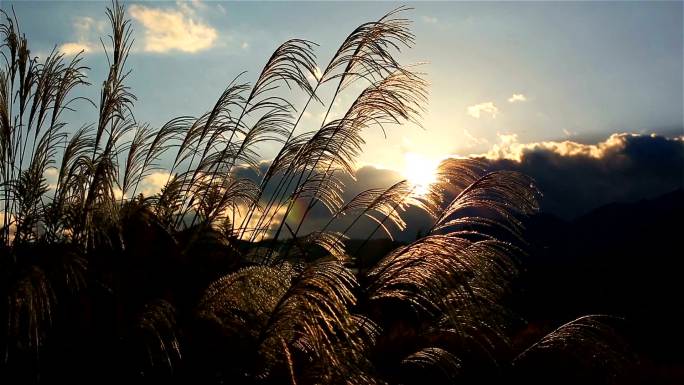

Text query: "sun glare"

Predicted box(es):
[402, 152, 439, 196]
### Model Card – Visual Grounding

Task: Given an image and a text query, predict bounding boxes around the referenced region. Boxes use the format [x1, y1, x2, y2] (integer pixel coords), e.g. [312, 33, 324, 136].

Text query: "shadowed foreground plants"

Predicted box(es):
[0, 2, 638, 384]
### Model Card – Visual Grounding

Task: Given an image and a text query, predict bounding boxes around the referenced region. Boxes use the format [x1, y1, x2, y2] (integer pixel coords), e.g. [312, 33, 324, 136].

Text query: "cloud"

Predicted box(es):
[462, 128, 489, 149]
[562, 128, 577, 137]
[476, 132, 684, 218]
[508, 93, 527, 103]
[59, 16, 104, 56]
[129, 3, 218, 53]
[73, 16, 106, 34]
[139, 171, 172, 196]
[307, 132, 683, 236]
[467, 102, 499, 119]
[332, 132, 683, 237]
[422, 16, 438, 24]
[305, 165, 434, 241]
[481, 132, 634, 161]
[233, 132, 681, 240]
[132, 132, 682, 241]
[59, 42, 95, 56]
[229, 161, 432, 242]
[43, 168, 59, 191]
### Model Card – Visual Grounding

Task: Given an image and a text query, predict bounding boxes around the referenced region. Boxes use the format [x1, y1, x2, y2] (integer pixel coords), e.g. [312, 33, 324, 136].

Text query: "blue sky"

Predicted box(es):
[4, 0, 683, 172]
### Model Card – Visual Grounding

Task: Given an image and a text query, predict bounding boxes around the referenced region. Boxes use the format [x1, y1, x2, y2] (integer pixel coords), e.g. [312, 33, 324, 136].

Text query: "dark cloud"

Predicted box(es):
[233, 132, 683, 242]
[479, 133, 684, 218]
[333, 167, 434, 242]
[232, 161, 433, 242]
[341, 132, 684, 240]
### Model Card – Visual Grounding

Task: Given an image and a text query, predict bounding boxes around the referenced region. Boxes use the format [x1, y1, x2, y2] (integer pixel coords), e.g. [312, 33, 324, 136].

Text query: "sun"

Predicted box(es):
[402, 152, 440, 196]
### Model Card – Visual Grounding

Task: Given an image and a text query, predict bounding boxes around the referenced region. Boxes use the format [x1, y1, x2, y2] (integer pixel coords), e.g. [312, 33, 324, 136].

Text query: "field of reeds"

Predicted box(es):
[0, 2, 634, 384]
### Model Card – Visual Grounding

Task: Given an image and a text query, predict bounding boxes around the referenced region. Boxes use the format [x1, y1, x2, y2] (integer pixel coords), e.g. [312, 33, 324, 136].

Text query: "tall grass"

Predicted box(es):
[0, 2, 634, 384]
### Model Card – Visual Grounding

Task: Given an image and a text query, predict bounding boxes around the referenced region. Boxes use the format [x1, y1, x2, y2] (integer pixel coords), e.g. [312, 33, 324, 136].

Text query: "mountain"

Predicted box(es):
[514, 189, 684, 384]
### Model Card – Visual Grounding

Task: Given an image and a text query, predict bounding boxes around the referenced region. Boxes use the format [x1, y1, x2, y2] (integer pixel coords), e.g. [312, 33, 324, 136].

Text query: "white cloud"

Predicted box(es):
[241, 41, 249, 49]
[562, 128, 577, 137]
[422, 15, 438, 24]
[43, 168, 59, 191]
[508, 93, 527, 103]
[467, 102, 499, 119]
[129, 3, 218, 53]
[139, 171, 172, 196]
[59, 42, 95, 56]
[480, 132, 635, 162]
[73, 16, 107, 35]
[59, 16, 104, 56]
[462, 128, 489, 148]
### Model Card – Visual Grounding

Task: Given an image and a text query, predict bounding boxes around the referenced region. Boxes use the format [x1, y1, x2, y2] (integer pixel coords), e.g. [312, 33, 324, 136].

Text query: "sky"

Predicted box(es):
[3, 0, 683, 225]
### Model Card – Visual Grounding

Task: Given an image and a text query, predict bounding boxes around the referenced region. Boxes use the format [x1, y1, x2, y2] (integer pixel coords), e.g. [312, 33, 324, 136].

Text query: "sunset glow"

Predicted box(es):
[0, 2, 681, 383]
[402, 152, 440, 196]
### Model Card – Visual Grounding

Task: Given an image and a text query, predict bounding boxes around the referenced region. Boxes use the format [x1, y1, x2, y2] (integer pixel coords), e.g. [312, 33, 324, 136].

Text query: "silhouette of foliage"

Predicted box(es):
[0, 2, 637, 384]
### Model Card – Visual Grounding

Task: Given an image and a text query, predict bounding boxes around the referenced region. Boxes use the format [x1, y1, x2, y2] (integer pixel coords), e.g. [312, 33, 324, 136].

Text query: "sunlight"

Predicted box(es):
[402, 152, 440, 196]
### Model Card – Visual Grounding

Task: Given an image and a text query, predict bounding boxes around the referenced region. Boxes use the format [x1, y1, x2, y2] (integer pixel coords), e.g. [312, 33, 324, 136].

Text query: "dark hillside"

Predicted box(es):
[516, 190, 684, 383]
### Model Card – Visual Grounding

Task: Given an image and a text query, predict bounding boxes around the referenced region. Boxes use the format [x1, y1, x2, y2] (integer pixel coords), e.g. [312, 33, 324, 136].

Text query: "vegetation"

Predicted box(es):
[0, 2, 634, 384]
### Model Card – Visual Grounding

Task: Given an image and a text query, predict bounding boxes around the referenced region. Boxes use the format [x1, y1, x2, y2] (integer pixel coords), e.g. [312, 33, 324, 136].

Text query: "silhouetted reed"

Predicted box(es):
[0, 2, 635, 384]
